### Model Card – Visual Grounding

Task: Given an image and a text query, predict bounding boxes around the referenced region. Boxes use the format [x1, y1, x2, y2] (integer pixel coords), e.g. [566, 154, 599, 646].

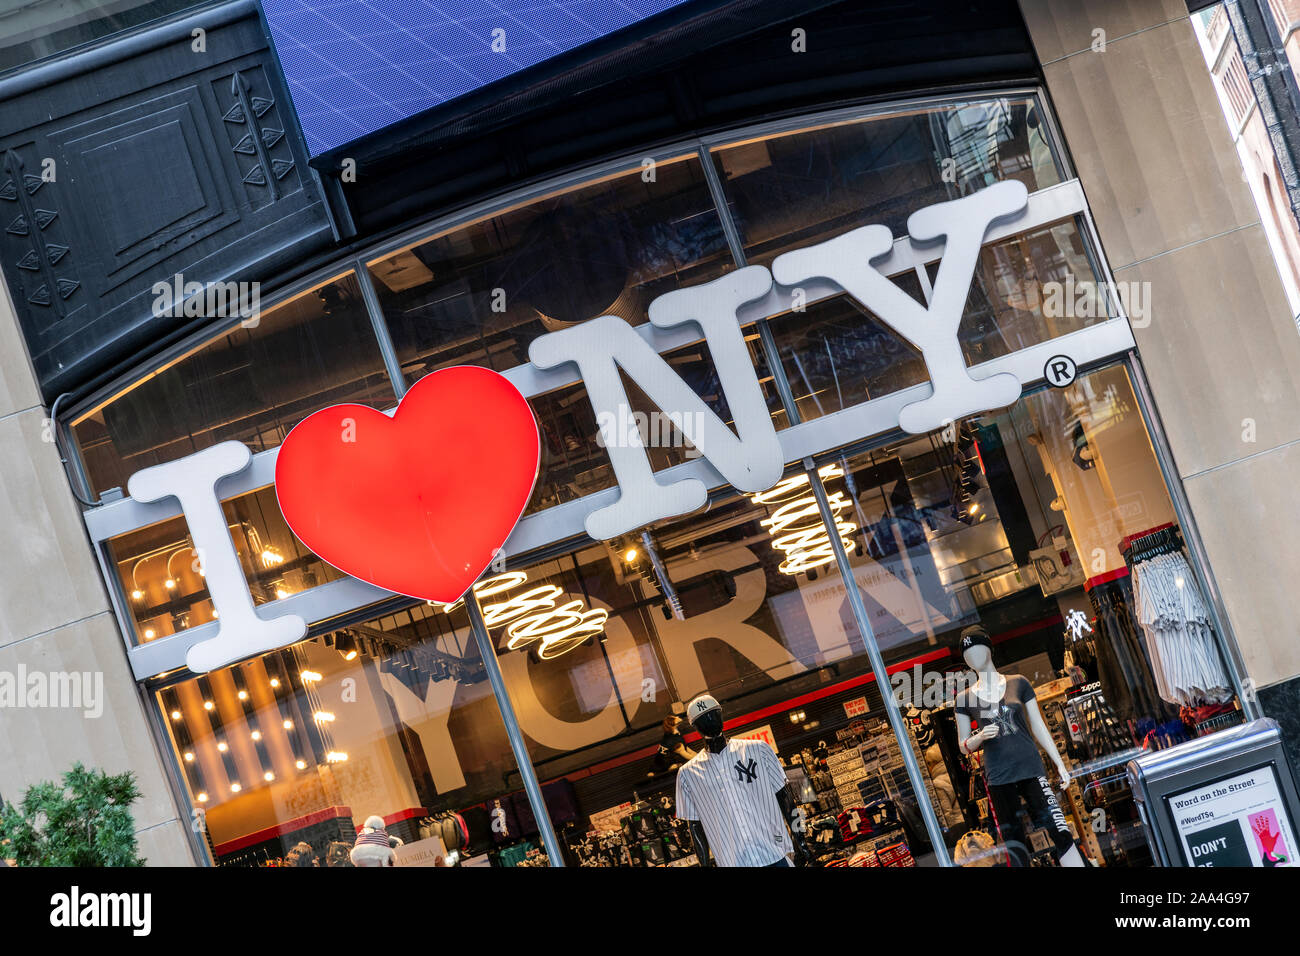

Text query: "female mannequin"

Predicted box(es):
[954, 626, 1084, 867]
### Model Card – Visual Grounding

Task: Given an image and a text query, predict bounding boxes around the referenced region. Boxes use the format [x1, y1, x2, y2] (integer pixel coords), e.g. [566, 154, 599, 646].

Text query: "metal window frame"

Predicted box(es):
[60, 87, 1253, 870]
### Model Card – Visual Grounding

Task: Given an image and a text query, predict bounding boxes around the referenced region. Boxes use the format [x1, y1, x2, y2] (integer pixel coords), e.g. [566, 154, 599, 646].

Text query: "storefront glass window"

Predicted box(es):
[814, 365, 1241, 867]
[367, 155, 734, 385]
[469, 479, 952, 866]
[108, 485, 348, 645]
[435, 364, 1242, 868]
[709, 97, 1063, 268]
[157, 602, 536, 867]
[72, 94, 1247, 868]
[72, 273, 396, 497]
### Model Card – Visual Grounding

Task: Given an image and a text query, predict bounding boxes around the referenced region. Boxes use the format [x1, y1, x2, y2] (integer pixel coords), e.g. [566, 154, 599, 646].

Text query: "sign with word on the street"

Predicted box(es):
[1168, 765, 1297, 867]
[1129, 718, 1300, 867]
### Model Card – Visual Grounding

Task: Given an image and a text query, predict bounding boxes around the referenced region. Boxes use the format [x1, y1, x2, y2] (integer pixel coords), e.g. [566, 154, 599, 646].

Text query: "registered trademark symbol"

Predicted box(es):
[1044, 354, 1077, 387]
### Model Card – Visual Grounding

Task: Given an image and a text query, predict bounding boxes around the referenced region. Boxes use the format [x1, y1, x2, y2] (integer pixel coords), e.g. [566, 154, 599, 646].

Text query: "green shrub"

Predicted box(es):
[0, 763, 146, 866]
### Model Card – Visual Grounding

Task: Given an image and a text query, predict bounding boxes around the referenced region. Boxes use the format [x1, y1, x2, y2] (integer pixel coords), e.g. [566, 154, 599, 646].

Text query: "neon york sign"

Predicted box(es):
[125, 181, 1034, 673]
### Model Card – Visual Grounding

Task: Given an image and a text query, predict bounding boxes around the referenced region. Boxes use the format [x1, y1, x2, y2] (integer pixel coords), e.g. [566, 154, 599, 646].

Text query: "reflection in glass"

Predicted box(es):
[765, 276, 929, 425]
[157, 603, 527, 866]
[73, 274, 395, 497]
[523, 333, 783, 515]
[955, 217, 1110, 364]
[711, 97, 1062, 267]
[815, 366, 1240, 867]
[368, 156, 733, 386]
[109, 486, 345, 644]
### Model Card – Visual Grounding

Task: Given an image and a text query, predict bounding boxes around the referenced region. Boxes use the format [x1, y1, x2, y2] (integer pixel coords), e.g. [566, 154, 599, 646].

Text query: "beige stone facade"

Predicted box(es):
[0, 278, 195, 865]
[1021, 0, 1300, 691]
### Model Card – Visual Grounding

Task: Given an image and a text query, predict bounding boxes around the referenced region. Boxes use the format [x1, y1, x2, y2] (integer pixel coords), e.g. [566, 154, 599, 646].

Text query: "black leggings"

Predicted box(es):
[988, 776, 1075, 867]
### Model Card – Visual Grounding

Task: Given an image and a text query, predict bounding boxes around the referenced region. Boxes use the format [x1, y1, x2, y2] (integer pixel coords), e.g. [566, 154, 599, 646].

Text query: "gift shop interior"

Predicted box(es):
[147, 361, 1242, 867]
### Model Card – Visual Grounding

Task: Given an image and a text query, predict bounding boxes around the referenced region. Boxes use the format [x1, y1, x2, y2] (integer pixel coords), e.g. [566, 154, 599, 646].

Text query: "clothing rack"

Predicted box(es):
[1119, 524, 1183, 568]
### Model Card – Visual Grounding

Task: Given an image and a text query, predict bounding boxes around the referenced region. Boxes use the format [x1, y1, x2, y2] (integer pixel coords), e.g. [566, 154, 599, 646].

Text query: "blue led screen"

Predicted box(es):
[260, 0, 693, 155]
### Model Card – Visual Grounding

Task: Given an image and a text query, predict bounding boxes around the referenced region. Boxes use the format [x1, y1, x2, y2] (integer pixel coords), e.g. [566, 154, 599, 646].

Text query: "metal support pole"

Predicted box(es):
[803, 457, 954, 866]
[464, 594, 565, 866]
[353, 257, 409, 399]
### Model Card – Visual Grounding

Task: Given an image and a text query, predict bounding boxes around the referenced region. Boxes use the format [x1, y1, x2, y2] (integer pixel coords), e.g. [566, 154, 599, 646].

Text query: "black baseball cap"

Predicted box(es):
[959, 625, 993, 652]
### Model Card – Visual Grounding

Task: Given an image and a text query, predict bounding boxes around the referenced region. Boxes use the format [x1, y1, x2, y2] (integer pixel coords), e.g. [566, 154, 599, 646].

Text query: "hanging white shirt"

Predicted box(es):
[675, 737, 792, 867]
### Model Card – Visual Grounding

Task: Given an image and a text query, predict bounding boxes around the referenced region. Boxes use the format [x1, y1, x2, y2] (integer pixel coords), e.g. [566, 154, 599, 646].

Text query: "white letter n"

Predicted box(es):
[528, 266, 783, 540]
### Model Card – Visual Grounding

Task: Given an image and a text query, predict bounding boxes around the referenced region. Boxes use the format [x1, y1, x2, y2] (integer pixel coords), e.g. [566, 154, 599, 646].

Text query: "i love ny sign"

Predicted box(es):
[127, 181, 1034, 672]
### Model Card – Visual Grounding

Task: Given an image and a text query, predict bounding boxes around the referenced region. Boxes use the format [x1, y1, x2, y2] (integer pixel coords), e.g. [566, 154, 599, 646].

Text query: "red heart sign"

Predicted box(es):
[275, 366, 539, 603]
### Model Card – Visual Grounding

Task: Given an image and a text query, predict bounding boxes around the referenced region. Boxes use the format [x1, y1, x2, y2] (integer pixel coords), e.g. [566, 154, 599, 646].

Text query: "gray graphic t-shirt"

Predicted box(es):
[955, 675, 1045, 785]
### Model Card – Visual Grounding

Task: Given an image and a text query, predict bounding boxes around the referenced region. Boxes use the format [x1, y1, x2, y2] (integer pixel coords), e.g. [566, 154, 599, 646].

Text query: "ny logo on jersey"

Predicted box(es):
[734, 758, 758, 783]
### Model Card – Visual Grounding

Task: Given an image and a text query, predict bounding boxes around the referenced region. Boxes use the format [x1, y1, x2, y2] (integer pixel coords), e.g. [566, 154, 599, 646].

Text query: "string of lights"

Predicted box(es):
[749, 465, 858, 575]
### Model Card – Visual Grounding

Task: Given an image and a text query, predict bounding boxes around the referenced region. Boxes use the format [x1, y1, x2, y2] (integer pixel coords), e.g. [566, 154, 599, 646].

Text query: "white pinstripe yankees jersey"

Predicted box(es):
[674, 737, 791, 867]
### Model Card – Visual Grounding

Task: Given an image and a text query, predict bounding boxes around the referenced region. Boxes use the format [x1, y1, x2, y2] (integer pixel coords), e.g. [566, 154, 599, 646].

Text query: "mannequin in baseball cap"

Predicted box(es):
[958, 624, 993, 652]
[953, 623, 1084, 867]
[685, 694, 723, 741]
[676, 693, 811, 867]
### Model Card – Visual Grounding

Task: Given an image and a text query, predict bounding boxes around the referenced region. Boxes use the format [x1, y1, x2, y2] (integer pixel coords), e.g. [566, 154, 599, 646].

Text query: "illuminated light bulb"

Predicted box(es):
[263, 771, 275, 782]
[183, 751, 194, 762]
[481, 584, 564, 628]
[211, 610, 218, 619]
[505, 601, 608, 660]
[748, 465, 856, 576]
[269, 677, 280, 689]
[968, 502, 980, 515]
[131, 589, 144, 601]
[295, 759, 307, 770]
[216, 741, 228, 753]
[434, 571, 529, 613]
[143, 628, 155, 639]
[300, 670, 321, 682]
[623, 547, 638, 562]
[197, 792, 209, 803]
[164, 578, 176, 590]
[325, 751, 348, 763]
[203, 700, 214, 711]
[170, 710, 182, 721]
[237, 689, 248, 700]
[282, 719, 294, 730]
[230, 782, 241, 793]
[343, 648, 357, 661]
[250, 730, 262, 741]
[314, 711, 335, 723]
[275, 587, 290, 600]
[472, 571, 528, 598]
